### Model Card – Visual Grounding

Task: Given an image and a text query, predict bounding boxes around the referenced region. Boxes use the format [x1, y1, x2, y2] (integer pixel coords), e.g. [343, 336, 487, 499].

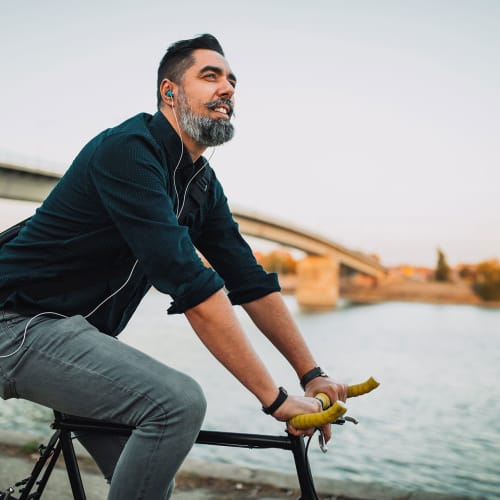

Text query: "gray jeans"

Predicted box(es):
[0, 310, 206, 499]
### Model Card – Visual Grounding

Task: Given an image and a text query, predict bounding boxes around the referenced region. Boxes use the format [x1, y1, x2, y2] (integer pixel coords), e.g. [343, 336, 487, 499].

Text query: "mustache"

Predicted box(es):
[206, 98, 235, 117]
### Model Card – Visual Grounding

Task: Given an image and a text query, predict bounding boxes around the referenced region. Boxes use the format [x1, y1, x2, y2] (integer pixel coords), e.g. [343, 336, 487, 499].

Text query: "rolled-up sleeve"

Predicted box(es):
[194, 179, 281, 305]
[90, 133, 225, 313]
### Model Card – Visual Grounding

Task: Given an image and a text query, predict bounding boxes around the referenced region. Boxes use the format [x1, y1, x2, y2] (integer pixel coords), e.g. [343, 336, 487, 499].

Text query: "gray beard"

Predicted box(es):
[177, 92, 235, 147]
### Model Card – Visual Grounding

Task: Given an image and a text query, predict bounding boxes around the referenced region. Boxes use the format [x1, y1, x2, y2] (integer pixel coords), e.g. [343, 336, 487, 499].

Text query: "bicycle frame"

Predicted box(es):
[3, 411, 320, 500]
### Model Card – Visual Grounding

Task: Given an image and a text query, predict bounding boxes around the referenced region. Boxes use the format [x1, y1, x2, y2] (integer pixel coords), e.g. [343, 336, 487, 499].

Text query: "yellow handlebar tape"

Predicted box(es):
[314, 392, 331, 410]
[289, 401, 347, 429]
[347, 376, 380, 398]
[288, 376, 379, 430]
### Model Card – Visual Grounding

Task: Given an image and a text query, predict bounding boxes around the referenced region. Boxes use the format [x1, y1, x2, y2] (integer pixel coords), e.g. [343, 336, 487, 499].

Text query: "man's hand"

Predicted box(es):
[271, 395, 324, 437]
[304, 376, 348, 403]
[303, 376, 349, 442]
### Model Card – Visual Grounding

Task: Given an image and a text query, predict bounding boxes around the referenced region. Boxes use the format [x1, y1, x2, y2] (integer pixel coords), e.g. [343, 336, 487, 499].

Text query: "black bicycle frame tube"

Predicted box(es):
[59, 430, 86, 500]
[52, 413, 320, 499]
[18, 431, 63, 500]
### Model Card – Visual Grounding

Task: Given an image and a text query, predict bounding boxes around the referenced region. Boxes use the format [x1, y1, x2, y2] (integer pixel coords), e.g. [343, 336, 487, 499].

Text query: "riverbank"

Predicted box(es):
[0, 430, 474, 499]
[279, 273, 500, 308]
[340, 274, 500, 308]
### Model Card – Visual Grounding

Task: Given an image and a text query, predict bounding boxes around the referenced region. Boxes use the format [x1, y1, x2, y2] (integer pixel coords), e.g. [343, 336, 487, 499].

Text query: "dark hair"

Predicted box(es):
[156, 33, 225, 109]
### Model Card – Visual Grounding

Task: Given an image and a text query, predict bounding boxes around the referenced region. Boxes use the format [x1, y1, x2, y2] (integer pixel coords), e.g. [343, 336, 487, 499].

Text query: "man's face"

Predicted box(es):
[176, 49, 236, 147]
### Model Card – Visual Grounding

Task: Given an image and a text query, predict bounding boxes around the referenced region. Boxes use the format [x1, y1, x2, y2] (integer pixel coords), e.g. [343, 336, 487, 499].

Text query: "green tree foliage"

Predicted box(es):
[473, 259, 500, 301]
[435, 248, 451, 282]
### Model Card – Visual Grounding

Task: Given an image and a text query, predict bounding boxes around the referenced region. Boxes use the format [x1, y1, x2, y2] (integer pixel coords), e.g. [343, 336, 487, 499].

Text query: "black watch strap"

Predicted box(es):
[300, 366, 328, 390]
[262, 387, 288, 415]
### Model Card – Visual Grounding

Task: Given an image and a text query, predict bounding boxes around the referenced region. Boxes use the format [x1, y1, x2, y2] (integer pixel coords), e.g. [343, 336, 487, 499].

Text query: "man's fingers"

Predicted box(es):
[286, 421, 314, 437]
[341, 383, 349, 402]
[321, 424, 331, 442]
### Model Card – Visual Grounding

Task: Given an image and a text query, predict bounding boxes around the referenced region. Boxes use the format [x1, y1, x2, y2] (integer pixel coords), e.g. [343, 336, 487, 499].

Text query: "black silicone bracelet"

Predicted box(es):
[300, 366, 328, 390]
[262, 387, 288, 415]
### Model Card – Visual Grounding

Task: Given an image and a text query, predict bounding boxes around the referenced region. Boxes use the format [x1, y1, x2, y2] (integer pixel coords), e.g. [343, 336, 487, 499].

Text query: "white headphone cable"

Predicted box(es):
[0, 259, 139, 359]
[2, 103, 213, 358]
[170, 100, 185, 216]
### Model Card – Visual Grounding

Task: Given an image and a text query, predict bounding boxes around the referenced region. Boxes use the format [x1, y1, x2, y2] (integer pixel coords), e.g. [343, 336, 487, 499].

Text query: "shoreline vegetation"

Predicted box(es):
[277, 272, 500, 309]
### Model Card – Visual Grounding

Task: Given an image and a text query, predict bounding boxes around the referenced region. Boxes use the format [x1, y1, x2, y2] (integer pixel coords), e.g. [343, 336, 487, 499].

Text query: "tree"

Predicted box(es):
[259, 248, 297, 275]
[473, 259, 500, 301]
[458, 264, 476, 282]
[435, 248, 451, 282]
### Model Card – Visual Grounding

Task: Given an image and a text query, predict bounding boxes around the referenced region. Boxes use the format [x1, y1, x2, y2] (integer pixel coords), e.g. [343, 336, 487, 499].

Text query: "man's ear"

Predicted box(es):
[160, 79, 176, 107]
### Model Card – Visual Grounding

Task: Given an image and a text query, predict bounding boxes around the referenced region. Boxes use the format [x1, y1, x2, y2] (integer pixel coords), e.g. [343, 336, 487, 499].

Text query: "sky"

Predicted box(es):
[1, 0, 499, 267]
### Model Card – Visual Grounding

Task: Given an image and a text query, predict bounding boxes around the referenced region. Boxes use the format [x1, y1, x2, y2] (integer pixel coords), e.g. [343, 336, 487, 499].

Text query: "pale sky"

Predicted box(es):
[1, 0, 499, 267]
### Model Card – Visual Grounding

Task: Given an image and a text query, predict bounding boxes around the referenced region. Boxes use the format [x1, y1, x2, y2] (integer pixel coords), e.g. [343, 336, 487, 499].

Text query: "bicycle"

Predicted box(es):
[0, 377, 379, 500]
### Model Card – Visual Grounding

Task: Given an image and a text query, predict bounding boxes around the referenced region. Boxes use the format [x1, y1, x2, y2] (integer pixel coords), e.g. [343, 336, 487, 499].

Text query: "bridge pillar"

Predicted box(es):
[295, 256, 339, 310]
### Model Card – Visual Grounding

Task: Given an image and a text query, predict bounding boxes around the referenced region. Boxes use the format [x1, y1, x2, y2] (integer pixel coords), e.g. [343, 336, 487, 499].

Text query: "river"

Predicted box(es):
[0, 292, 499, 498]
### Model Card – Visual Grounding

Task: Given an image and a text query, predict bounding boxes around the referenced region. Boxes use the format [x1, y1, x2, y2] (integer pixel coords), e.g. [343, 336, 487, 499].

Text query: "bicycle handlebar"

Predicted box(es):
[288, 376, 379, 429]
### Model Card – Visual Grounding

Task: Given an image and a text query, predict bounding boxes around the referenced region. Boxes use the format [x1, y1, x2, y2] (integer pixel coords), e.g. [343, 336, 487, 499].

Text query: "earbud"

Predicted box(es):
[166, 90, 173, 98]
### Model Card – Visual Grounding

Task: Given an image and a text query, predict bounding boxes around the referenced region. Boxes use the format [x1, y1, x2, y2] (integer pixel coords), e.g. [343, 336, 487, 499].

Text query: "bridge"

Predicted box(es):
[1, 161, 385, 308]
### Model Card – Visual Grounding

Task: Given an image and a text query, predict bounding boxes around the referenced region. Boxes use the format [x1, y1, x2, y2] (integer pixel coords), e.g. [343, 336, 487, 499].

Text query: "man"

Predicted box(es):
[0, 34, 347, 499]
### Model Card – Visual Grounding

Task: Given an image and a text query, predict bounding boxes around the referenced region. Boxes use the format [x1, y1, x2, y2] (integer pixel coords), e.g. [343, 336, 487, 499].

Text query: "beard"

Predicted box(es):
[177, 89, 235, 147]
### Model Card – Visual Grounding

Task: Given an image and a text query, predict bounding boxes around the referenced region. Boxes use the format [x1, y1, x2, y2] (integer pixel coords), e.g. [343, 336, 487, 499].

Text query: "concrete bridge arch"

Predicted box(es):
[1, 161, 385, 308]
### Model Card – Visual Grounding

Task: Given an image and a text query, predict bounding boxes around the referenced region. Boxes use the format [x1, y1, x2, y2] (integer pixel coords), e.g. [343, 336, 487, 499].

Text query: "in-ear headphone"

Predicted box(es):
[166, 90, 173, 98]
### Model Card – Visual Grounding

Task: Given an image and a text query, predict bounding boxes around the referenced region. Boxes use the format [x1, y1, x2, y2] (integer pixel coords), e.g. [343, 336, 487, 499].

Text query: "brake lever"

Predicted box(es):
[318, 429, 328, 453]
[317, 414, 359, 453]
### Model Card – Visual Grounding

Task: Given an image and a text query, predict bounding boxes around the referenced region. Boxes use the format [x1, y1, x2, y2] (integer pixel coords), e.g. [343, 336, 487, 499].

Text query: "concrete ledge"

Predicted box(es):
[0, 430, 475, 500]
[179, 458, 473, 500]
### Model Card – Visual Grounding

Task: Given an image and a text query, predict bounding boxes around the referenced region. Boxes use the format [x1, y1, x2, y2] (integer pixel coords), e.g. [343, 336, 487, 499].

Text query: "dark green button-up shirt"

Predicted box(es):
[0, 112, 279, 335]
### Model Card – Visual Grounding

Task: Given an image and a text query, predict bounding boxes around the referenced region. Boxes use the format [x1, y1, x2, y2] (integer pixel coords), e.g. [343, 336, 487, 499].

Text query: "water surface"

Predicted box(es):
[1, 293, 498, 498]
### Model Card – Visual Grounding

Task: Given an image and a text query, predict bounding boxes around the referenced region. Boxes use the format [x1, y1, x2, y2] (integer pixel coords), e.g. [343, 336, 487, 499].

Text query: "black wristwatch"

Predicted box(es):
[262, 387, 288, 415]
[300, 366, 329, 390]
